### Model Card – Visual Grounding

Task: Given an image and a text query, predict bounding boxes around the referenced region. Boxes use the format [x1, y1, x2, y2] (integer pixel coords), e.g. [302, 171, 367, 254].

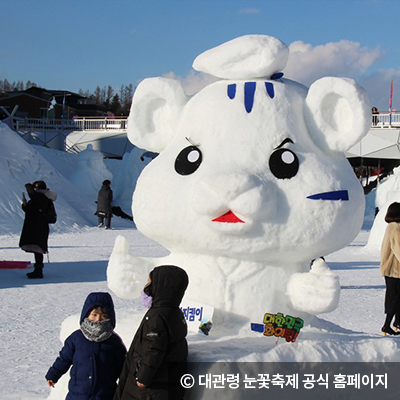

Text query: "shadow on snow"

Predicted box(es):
[0, 260, 108, 289]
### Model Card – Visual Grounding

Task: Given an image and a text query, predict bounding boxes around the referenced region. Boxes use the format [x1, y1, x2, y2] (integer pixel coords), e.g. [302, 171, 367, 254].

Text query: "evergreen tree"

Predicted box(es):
[111, 93, 121, 115]
[105, 85, 114, 108]
[94, 85, 102, 105]
[2, 79, 11, 92]
[120, 84, 134, 115]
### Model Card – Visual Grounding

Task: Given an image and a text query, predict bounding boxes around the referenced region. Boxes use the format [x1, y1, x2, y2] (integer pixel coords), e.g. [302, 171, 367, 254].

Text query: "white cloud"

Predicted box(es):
[285, 40, 382, 86]
[163, 39, 399, 110]
[359, 69, 400, 111]
[283, 40, 399, 109]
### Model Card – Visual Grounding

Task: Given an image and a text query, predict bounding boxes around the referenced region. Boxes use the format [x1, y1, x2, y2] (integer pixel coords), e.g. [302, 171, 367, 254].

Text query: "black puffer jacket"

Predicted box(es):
[19, 183, 56, 253]
[97, 184, 113, 215]
[115, 266, 189, 400]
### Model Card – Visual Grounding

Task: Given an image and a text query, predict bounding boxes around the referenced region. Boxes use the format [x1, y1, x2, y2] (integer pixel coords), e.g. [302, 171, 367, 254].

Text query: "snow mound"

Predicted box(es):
[367, 167, 400, 249]
[0, 122, 96, 233]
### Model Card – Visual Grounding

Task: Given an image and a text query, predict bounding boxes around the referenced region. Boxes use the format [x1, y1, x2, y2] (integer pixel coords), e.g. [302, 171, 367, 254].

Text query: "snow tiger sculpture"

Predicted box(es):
[107, 35, 370, 323]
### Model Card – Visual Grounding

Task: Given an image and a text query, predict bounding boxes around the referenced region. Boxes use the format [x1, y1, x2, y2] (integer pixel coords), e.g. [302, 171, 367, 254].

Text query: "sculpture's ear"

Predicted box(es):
[127, 77, 188, 153]
[304, 77, 370, 152]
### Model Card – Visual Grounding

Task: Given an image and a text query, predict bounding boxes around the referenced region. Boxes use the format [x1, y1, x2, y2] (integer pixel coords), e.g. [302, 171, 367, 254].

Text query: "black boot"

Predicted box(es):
[381, 325, 400, 336]
[27, 264, 43, 279]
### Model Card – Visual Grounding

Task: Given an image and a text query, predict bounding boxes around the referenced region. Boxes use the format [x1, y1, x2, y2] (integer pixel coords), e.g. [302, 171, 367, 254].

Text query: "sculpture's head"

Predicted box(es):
[128, 35, 370, 264]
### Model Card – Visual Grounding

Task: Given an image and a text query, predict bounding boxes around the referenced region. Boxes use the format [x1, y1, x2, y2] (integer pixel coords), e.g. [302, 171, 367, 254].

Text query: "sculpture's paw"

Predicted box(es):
[107, 235, 150, 299]
[287, 258, 340, 314]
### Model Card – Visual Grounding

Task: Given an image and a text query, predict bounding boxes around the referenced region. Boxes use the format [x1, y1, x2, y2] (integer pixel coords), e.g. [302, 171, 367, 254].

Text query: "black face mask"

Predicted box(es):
[143, 282, 152, 297]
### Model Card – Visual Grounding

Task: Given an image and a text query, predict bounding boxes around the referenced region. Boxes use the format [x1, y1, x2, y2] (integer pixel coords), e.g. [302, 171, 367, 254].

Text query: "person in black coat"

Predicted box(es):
[97, 180, 113, 229]
[114, 265, 189, 400]
[19, 181, 57, 279]
[46, 292, 127, 400]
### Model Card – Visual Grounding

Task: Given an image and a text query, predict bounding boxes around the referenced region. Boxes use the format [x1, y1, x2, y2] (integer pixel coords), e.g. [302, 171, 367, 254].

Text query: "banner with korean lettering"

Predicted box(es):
[251, 312, 304, 342]
[180, 298, 214, 334]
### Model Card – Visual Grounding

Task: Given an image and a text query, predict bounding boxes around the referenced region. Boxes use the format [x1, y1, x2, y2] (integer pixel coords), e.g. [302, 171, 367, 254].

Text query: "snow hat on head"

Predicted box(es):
[80, 292, 116, 328]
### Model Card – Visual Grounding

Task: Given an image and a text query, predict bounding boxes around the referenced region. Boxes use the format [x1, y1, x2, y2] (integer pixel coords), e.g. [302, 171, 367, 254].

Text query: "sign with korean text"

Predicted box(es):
[251, 312, 304, 342]
[180, 299, 214, 334]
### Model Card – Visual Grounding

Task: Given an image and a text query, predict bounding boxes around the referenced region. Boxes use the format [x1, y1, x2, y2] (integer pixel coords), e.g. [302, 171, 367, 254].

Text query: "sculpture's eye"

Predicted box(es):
[175, 146, 202, 175]
[269, 148, 299, 179]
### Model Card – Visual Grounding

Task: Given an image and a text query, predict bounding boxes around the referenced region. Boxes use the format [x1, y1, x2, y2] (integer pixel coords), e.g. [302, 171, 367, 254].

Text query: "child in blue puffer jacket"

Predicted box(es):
[46, 292, 127, 400]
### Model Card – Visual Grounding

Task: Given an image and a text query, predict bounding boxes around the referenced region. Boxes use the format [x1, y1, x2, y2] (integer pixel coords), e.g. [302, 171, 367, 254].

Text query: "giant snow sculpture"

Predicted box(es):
[107, 35, 370, 322]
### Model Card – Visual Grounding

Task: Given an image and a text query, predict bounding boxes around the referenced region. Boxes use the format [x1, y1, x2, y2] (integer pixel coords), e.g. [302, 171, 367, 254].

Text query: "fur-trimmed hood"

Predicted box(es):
[80, 292, 116, 328]
[36, 188, 57, 202]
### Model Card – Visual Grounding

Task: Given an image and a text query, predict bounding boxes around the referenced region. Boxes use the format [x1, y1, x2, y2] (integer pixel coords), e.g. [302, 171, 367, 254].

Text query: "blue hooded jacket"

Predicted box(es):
[46, 292, 126, 400]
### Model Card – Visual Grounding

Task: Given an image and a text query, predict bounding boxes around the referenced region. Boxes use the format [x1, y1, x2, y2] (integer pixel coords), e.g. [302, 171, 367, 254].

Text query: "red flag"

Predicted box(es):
[390, 80, 393, 112]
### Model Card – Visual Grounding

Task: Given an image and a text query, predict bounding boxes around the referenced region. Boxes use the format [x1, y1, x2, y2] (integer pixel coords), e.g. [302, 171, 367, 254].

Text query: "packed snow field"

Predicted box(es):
[0, 222, 394, 400]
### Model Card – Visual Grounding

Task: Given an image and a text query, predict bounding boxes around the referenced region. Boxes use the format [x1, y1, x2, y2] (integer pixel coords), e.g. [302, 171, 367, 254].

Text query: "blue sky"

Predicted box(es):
[0, 0, 399, 109]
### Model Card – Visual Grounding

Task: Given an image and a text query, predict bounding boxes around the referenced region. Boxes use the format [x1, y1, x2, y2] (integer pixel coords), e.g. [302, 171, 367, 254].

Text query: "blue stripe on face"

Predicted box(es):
[265, 82, 275, 99]
[227, 81, 275, 112]
[244, 82, 257, 113]
[307, 190, 349, 201]
[227, 84, 236, 99]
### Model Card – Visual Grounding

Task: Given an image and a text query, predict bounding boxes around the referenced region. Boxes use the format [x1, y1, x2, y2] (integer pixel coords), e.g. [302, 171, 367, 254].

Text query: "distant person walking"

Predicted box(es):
[19, 181, 57, 279]
[380, 202, 400, 335]
[97, 180, 113, 229]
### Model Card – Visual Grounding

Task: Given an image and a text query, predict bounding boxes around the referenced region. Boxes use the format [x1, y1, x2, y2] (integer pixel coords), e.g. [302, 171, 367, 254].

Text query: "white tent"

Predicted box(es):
[346, 128, 400, 159]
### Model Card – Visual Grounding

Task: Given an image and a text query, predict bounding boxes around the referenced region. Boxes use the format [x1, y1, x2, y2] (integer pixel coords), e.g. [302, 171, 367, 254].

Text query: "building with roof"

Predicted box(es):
[0, 87, 108, 121]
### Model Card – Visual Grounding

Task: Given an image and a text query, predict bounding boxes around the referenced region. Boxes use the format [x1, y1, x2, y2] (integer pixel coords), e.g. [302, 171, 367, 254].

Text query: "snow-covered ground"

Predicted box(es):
[0, 221, 394, 400]
[1, 121, 400, 399]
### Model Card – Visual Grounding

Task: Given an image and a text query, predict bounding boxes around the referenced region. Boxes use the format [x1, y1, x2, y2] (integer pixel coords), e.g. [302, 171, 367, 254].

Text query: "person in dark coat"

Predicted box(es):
[114, 265, 189, 400]
[46, 292, 127, 400]
[19, 181, 57, 279]
[97, 180, 113, 229]
[372, 106, 379, 126]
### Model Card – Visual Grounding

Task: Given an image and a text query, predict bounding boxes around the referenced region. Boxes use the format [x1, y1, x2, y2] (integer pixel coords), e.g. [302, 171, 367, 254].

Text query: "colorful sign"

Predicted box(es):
[180, 299, 214, 334]
[251, 312, 304, 342]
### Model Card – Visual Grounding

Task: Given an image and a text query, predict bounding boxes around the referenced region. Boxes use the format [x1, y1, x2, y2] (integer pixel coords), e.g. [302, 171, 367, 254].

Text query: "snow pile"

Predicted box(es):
[108, 34, 370, 323]
[367, 167, 400, 248]
[364, 188, 377, 228]
[0, 122, 95, 233]
[0, 122, 148, 236]
[104, 147, 152, 213]
[69, 144, 113, 201]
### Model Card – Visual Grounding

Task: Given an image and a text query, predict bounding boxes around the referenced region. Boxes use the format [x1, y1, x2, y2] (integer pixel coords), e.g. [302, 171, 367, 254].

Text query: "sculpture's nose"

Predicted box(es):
[192, 173, 277, 222]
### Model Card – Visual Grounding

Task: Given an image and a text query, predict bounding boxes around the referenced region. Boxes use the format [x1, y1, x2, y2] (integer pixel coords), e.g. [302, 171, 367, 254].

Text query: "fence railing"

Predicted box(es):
[15, 117, 128, 132]
[372, 111, 400, 128]
[12, 112, 400, 133]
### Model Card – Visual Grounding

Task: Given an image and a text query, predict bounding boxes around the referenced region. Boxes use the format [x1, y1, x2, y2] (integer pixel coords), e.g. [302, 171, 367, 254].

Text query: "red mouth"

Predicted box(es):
[212, 211, 245, 223]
